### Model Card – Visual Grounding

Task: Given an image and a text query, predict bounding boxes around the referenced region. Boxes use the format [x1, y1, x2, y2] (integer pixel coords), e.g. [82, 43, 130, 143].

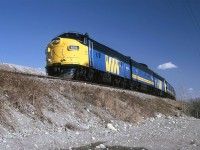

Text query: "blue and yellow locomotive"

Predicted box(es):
[46, 32, 176, 99]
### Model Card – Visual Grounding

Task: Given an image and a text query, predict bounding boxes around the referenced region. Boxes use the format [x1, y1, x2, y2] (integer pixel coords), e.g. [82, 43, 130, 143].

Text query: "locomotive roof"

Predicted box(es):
[153, 72, 165, 81]
[90, 39, 130, 63]
[55, 32, 85, 42]
[131, 59, 153, 75]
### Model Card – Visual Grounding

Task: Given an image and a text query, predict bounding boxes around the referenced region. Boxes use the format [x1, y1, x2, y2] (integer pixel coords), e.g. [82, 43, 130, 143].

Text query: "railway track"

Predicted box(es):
[1, 69, 129, 92]
[2, 69, 174, 99]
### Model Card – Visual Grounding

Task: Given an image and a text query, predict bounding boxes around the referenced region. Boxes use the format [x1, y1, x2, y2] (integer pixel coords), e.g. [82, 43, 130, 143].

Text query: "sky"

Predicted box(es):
[0, 0, 199, 100]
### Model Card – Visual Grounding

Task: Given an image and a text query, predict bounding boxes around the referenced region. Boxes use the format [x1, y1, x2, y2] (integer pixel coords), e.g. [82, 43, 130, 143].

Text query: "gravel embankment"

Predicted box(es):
[0, 63, 199, 150]
[0, 115, 199, 150]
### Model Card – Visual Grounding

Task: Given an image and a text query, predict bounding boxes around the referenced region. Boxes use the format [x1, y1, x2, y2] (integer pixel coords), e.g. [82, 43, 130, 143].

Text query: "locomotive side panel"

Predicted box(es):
[90, 41, 131, 79]
[154, 77, 164, 91]
[166, 82, 176, 98]
[91, 50, 131, 79]
[91, 49, 106, 72]
[131, 66, 154, 87]
[131, 60, 154, 87]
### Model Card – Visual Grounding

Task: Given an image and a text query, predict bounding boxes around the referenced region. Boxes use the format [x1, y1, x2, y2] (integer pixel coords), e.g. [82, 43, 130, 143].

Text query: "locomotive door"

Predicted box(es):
[88, 40, 93, 67]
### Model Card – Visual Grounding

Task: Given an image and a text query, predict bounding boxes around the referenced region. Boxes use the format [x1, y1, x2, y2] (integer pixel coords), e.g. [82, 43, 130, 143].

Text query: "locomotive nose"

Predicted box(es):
[46, 38, 65, 64]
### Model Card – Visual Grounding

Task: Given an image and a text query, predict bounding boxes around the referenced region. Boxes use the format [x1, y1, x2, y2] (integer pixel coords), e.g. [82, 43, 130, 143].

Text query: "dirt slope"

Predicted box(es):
[0, 64, 199, 150]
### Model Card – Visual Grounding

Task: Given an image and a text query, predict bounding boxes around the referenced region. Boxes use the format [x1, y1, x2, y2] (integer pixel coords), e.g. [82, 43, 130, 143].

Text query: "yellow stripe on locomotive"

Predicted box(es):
[46, 37, 89, 67]
[132, 74, 154, 86]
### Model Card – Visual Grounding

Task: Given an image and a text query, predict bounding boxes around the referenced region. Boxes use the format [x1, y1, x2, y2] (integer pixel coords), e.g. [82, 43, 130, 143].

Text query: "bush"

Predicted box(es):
[184, 98, 200, 118]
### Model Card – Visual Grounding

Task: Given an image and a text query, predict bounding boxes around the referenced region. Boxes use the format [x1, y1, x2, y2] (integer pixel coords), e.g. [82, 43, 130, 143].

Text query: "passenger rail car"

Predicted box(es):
[46, 32, 176, 100]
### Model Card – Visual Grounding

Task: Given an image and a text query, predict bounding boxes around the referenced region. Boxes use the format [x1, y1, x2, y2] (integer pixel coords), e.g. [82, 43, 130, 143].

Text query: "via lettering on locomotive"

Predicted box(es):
[105, 55, 120, 75]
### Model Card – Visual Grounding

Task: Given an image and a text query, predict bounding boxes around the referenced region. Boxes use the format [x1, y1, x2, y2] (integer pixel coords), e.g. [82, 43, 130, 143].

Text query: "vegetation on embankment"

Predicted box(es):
[0, 70, 185, 131]
[182, 98, 200, 119]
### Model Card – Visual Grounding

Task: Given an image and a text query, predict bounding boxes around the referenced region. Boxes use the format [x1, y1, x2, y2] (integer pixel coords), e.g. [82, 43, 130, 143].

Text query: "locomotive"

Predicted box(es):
[46, 32, 176, 100]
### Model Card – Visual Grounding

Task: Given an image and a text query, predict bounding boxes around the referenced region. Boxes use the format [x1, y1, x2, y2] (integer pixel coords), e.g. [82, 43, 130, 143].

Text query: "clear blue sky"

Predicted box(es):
[0, 0, 199, 99]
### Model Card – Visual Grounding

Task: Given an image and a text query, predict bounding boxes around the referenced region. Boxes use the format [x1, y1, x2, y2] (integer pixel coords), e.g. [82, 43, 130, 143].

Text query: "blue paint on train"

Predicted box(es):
[91, 49, 131, 79]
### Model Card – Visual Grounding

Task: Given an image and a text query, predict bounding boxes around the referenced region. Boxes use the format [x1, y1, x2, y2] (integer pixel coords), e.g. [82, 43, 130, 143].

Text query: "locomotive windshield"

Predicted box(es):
[52, 33, 85, 43]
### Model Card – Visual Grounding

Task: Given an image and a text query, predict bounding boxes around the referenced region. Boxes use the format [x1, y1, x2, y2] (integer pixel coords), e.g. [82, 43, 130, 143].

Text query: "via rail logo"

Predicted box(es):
[105, 55, 120, 75]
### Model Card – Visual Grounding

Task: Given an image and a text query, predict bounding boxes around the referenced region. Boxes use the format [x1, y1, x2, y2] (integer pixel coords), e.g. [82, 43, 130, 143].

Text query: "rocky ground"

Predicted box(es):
[0, 63, 199, 150]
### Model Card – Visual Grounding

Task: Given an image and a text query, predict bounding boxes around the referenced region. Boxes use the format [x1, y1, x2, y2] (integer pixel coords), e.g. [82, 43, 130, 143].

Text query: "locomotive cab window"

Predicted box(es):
[84, 38, 87, 44]
[56, 33, 84, 43]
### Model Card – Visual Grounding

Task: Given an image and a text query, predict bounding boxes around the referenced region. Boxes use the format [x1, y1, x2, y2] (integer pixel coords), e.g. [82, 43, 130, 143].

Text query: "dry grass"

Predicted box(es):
[64, 83, 184, 123]
[182, 98, 200, 118]
[0, 70, 185, 133]
[0, 71, 59, 130]
[0, 100, 16, 132]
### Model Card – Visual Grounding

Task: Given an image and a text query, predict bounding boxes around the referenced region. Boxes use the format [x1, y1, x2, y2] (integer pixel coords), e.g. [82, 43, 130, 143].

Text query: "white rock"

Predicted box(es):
[134, 137, 139, 140]
[166, 116, 173, 119]
[149, 118, 155, 122]
[58, 128, 62, 133]
[155, 113, 162, 118]
[92, 137, 95, 140]
[124, 123, 127, 128]
[95, 144, 106, 150]
[99, 144, 106, 149]
[95, 146, 100, 149]
[107, 123, 117, 131]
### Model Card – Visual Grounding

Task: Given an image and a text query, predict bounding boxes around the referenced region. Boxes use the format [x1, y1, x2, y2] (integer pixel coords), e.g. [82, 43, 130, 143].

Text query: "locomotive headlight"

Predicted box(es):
[68, 45, 79, 50]
[47, 47, 51, 53]
[47, 58, 52, 62]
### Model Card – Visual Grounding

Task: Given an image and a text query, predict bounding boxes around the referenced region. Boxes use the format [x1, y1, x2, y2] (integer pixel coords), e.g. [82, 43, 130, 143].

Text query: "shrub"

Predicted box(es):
[182, 98, 200, 118]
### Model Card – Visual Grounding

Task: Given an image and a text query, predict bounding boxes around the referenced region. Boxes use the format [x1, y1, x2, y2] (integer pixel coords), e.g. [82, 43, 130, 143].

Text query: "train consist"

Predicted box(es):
[46, 32, 176, 100]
